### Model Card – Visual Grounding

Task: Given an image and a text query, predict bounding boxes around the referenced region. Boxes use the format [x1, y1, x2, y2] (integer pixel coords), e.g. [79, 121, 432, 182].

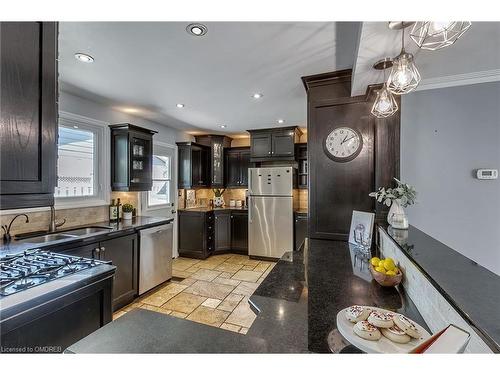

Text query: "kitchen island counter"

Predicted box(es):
[67, 239, 427, 353]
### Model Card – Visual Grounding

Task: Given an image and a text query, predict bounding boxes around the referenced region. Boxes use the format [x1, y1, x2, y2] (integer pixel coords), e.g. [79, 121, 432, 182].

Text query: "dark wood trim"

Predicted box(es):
[301, 69, 352, 91]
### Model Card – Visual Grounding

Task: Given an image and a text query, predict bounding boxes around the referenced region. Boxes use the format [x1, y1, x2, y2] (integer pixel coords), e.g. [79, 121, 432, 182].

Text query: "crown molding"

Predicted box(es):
[415, 69, 500, 92]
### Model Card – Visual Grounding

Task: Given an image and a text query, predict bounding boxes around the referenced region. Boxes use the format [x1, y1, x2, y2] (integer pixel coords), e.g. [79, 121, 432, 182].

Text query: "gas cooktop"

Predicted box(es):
[0, 250, 108, 297]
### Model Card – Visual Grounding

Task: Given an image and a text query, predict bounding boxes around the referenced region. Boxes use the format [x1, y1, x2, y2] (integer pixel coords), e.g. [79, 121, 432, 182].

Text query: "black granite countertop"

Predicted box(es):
[0, 216, 172, 257]
[179, 207, 248, 212]
[66, 308, 267, 354]
[66, 238, 428, 353]
[380, 225, 500, 352]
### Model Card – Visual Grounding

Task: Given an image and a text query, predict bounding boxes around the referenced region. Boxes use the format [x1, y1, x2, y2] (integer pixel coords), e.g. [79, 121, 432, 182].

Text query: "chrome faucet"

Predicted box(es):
[48, 205, 66, 232]
[2, 214, 29, 242]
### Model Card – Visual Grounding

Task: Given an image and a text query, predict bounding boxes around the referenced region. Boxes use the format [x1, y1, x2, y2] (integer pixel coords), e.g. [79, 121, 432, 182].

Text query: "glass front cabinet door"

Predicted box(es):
[110, 124, 156, 191]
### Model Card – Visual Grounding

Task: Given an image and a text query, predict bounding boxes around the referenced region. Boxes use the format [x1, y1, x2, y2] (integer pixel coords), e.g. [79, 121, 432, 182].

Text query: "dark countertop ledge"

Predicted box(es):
[66, 238, 428, 353]
[379, 224, 500, 352]
[179, 207, 248, 212]
[0, 216, 173, 256]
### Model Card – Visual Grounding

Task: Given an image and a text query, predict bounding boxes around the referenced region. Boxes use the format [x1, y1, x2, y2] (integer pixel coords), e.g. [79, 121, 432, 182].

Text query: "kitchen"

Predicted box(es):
[1, 2, 500, 371]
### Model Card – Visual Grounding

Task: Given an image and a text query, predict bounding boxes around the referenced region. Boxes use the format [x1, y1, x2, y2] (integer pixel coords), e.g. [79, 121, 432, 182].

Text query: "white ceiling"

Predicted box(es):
[352, 22, 500, 96]
[59, 22, 360, 135]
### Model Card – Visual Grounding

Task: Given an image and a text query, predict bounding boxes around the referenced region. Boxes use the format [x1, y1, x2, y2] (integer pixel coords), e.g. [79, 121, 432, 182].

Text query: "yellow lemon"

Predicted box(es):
[394, 267, 400, 274]
[383, 258, 396, 271]
[375, 266, 386, 274]
[386, 270, 396, 276]
[370, 257, 381, 266]
[378, 259, 385, 267]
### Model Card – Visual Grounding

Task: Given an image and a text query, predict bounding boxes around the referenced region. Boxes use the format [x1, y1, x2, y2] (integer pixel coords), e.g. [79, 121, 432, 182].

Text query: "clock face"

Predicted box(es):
[324, 127, 362, 162]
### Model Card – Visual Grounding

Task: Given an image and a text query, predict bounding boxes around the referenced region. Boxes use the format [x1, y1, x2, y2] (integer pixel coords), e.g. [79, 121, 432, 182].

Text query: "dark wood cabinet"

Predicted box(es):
[231, 211, 248, 254]
[195, 135, 232, 188]
[295, 143, 308, 189]
[178, 210, 211, 259]
[100, 234, 138, 310]
[224, 147, 251, 188]
[248, 127, 299, 162]
[178, 209, 248, 258]
[55, 233, 138, 311]
[110, 124, 156, 192]
[294, 212, 308, 251]
[177, 142, 210, 189]
[214, 211, 231, 252]
[250, 133, 272, 159]
[0, 22, 58, 210]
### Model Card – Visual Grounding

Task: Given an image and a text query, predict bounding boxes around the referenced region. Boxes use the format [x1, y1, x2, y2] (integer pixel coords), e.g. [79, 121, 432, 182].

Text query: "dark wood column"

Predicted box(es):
[302, 70, 400, 241]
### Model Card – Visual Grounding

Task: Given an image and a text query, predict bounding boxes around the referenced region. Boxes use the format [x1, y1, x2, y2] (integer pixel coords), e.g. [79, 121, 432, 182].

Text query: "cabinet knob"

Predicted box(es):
[268, 151, 271, 154]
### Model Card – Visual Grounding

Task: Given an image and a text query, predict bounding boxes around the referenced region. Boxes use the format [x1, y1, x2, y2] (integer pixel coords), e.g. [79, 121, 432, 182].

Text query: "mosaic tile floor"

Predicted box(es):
[112, 253, 276, 334]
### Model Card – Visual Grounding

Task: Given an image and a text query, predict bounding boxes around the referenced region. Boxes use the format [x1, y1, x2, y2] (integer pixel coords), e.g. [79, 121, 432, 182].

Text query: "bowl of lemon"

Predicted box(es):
[369, 257, 403, 287]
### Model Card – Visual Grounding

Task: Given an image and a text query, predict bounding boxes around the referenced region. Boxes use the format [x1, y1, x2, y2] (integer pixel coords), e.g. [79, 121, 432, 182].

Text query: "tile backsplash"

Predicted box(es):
[0, 192, 140, 236]
[179, 188, 308, 211]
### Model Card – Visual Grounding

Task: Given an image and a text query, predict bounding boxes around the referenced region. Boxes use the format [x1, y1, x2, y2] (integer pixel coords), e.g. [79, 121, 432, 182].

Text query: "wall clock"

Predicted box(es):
[324, 126, 363, 162]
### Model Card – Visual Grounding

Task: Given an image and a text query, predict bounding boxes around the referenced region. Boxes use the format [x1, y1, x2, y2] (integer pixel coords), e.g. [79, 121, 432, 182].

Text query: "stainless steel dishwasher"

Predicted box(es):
[138, 223, 173, 295]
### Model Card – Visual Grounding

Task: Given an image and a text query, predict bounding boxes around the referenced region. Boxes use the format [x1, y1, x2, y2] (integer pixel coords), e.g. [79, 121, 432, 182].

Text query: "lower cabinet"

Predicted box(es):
[294, 213, 308, 251]
[178, 210, 211, 259]
[231, 211, 248, 254]
[214, 211, 231, 252]
[178, 209, 249, 258]
[99, 234, 138, 311]
[56, 232, 138, 311]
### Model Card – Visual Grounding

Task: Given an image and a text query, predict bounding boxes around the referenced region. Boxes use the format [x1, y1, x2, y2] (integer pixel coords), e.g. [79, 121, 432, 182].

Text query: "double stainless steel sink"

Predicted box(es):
[16, 226, 113, 243]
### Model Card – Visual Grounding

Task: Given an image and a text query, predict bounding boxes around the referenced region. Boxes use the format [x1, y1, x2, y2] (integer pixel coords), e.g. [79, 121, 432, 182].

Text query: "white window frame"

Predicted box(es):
[141, 142, 176, 214]
[55, 111, 110, 209]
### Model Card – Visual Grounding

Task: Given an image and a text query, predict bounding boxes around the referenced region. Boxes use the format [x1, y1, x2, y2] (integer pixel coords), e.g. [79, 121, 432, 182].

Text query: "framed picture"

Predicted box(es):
[348, 210, 375, 248]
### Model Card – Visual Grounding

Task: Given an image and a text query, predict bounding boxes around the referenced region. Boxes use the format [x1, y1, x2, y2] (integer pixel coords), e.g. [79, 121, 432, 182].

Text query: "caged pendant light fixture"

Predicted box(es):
[371, 58, 399, 118]
[387, 23, 421, 95]
[410, 21, 471, 51]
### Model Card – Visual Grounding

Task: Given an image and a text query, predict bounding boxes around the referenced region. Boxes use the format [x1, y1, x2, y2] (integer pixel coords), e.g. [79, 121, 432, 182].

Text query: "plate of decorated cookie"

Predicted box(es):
[336, 305, 431, 353]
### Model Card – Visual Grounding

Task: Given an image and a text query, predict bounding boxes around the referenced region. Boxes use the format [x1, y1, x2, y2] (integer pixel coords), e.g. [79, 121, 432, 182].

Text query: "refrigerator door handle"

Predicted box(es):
[248, 169, 252, 195]
[248, 196, 252, 223]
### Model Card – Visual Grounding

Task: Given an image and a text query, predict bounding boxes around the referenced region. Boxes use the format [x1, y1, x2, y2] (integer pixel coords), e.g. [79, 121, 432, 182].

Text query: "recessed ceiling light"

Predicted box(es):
[176, 103, 185, 108]
[73, 125, 79, 129]
[220, 125, 226, 129]
[74, 53, 94, 63]
[186, 23, 208, 37]
[122, 108, 139, 114]
[252, 93, 263, 99]
[277, 119, 284, 124]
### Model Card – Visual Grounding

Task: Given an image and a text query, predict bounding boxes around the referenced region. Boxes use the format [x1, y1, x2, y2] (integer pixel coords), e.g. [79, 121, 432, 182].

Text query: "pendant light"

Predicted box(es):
[387, 23, 421, 95]
[371, 58, 399, 118]
[410, 22, 471, 51]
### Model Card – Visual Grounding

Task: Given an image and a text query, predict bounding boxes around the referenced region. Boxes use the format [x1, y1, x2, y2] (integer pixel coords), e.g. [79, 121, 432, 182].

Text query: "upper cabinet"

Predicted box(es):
[177, 142, 211, 189]
[110, 124, 156, 192]
[248, 127, 300, 162]
[0, 22, 58, 210]
[224, 147, 250, 188]
[194, 135, 232, 188]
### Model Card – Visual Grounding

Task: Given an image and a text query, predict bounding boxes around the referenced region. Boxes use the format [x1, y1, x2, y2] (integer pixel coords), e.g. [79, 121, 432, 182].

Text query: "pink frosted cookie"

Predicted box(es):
[393, 314, 421, 339]
[344, 305, 371, 323]
[367, 310, 395, 328]
[353, 321, 381, 341]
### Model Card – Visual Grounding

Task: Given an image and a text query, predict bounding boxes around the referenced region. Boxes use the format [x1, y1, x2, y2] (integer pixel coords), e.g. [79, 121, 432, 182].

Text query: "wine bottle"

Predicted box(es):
[109, 199, 118, 222]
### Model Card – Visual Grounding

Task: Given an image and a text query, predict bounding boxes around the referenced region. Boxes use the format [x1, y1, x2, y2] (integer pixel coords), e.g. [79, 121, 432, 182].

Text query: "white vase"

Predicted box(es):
[388, 199, 409, 229]
[123, 211, 133, 220]
[213, 196, 224, 208]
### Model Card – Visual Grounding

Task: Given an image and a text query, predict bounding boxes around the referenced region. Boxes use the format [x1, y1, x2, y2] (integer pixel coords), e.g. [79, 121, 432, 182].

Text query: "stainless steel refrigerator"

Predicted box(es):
[248, 166, 293, 259]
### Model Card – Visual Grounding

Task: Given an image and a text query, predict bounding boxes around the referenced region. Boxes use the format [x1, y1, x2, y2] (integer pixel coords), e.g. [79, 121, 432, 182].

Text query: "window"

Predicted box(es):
[148, 154, 171, 207]
[55, 126, 96, 198]
[55, 112, 109, 208]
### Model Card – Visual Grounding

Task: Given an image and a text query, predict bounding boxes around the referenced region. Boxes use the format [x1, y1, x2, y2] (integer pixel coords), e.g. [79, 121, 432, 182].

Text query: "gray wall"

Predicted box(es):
[401, 82, 500, 276]
[60, 91, 193, 144]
